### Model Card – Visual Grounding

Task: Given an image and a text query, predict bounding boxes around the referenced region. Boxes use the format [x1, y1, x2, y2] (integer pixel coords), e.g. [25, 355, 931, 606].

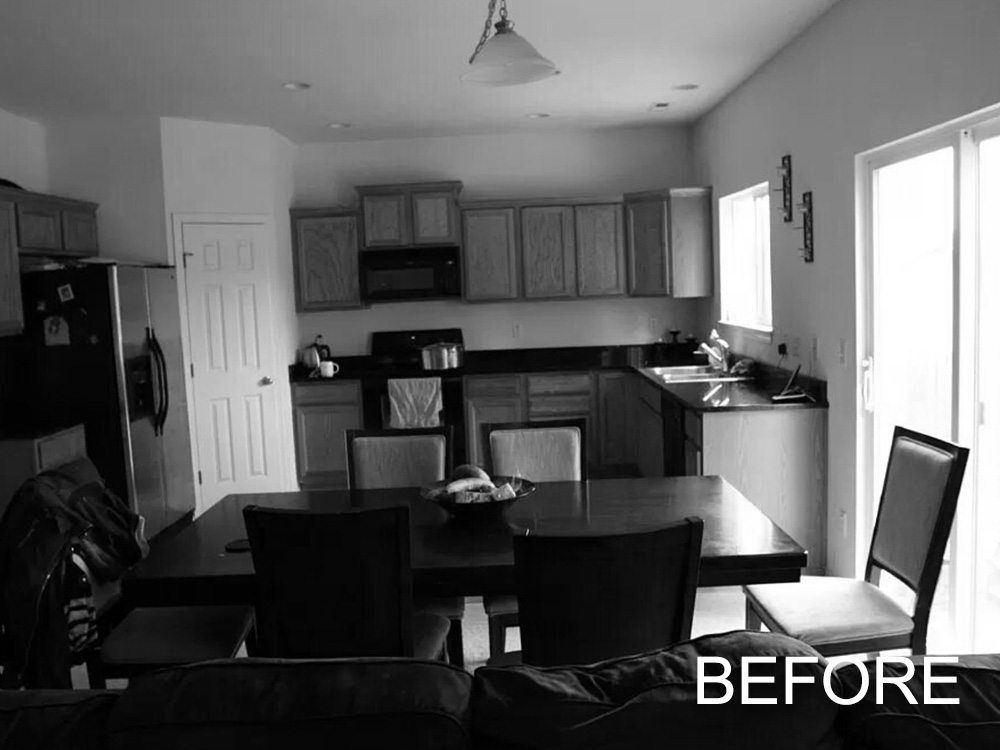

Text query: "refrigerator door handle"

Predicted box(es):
[147, 327, 168, 436]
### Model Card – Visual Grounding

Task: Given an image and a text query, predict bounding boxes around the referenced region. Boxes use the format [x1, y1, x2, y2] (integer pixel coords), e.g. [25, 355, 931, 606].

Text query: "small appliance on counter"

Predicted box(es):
[297, 335, 337, 378]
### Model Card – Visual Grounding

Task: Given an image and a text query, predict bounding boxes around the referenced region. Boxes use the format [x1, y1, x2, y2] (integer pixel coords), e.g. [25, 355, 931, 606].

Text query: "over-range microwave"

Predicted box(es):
[360, 246, 461, 303]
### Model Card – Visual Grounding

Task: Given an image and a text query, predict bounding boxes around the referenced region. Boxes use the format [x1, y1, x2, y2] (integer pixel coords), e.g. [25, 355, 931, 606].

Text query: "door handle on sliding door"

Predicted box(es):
[861, 356, 874, 412]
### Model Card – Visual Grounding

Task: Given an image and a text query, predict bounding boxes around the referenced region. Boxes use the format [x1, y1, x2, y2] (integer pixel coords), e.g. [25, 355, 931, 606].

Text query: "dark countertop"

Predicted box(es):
[633, 367, 828, 413]
[289, 343, 828, 413]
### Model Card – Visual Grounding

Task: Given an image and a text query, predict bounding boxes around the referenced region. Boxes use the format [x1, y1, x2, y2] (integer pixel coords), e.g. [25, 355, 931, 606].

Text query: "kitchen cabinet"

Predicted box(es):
[575, 204, 626, 297]
[596, 371, 631, 465]
[526, 372, 595, 465]
[624, 187, 712, 298]
[0, 202, 23, 337]
[464, 375, 525, 466]
[634, 377, 665, 477]
[521, 206, 576, 299]
[356, 181, 462, 249]
[0, 186, 99, 257]
[292, 381, 363, 489]
[290, 209, 362, 311]
[462, 207, 519, 301]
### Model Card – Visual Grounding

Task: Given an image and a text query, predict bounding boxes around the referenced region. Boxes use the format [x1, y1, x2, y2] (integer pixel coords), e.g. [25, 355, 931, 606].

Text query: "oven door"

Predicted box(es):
[360, 247, 460, 302]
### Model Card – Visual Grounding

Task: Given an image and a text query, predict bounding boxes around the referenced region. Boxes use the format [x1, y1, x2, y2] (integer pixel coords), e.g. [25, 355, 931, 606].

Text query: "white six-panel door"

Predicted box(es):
[181, 221, 285, 511]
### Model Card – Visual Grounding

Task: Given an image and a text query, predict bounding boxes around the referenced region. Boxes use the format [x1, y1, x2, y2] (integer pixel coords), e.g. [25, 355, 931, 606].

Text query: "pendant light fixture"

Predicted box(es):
[462, 0, 558, 86]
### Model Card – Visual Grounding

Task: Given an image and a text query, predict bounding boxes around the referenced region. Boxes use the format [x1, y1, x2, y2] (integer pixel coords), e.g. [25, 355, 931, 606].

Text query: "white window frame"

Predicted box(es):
[718, 182, 773, 334]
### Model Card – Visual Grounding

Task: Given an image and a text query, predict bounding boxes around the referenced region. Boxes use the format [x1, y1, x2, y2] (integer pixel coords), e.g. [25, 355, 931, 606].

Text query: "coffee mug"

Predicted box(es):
[319, 360, 340, 378]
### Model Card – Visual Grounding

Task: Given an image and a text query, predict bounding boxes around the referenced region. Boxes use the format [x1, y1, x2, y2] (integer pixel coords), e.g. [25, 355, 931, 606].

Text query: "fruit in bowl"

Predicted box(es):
[421, 464, 535, 519]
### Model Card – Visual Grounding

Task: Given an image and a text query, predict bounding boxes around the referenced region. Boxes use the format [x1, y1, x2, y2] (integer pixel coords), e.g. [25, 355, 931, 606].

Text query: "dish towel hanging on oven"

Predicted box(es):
[388, 377, 442, 428]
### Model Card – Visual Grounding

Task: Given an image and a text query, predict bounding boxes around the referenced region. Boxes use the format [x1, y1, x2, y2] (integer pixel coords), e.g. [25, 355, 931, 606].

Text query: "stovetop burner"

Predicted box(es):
[370, 328, 464, 368]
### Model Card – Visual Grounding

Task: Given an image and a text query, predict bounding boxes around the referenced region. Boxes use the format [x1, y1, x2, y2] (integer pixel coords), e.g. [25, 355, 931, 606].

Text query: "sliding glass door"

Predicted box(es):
[860, 114, 1000, 652]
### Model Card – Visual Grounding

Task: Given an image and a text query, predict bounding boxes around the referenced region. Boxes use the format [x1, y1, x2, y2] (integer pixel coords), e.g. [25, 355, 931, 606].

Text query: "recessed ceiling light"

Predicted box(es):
[327, 122, 353, 129]
[281, 81, 311, 91]
[526, 112, 551, 119]
[672, 83, 700, 91]
[647, 102, 670, 112]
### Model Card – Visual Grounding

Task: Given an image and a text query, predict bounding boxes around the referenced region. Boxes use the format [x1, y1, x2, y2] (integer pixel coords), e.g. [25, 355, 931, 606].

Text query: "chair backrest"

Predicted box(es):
[482, 418, 587, 481]
[243, 505, 414, 658]
[345, 427, 452, 490]
[866, 426, 968, 639]
[513, 517, 703, 666]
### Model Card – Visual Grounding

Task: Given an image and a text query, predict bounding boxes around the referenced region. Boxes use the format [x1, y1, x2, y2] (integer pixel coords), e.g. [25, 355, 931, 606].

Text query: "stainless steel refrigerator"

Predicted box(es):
[0, 262, 195, 537]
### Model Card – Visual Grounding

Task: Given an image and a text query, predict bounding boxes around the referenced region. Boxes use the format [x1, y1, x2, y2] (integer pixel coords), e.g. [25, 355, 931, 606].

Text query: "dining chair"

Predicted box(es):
[344, 426, 465, 667]
[243, 505, 449, 660]
[480, 418, 586, 660]
[510, 517, 704, 666]
[743, 426, 968, 656]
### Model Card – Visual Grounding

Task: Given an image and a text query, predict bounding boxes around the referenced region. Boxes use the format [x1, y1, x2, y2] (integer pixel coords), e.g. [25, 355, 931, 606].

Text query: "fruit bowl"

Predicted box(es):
[421, 475, 536, 523]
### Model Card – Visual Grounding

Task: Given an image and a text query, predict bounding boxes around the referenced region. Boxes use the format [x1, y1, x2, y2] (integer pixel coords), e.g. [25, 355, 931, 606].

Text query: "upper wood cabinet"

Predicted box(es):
[462, 207, 519, 302]
[0, 202, 23, 337]
[575, 204, 626, 297]
[290, 209, 362, 311]
[521, 206, 576, 299]
[624, 187, 712, 298]
[356, 181, 462, 249]
[0, 187, 99, 258]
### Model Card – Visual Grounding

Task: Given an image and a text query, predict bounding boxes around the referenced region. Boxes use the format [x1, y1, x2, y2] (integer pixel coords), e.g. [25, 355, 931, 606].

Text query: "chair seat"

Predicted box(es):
[101, 605, 253, 669]
[483, 594, 518, 617]
[412, 613, 451, 660]
[744, 577, 914, 648]
[414, 596, 466, 619]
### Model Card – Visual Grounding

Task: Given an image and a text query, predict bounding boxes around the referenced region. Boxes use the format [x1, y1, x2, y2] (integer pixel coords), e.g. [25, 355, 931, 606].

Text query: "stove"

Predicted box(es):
[369, 328, 464, 371]
[362, 329, 467, 463]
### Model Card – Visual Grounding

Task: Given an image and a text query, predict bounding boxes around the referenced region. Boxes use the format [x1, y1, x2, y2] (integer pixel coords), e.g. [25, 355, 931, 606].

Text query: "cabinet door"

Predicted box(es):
[636, 399, 664, 477]
[462, 208, 519, 301]
[626, 199, 669, 296]
[363, 194, 410, 247]
[61, 209, 99, 255]
[412, 191, 459, 245]
[597, 371, 630, 465]
[0, 203, 22, 336]
[668, 189, 713, 298]
[521, 206, 576, 298]
[661, 399, 687, 476]
[293, 399, 364, 488]
[575, 204, 625, 297]
[465, 395, 525, 468]
[292, 214, 361, 310]
[16, 201, 63, 252]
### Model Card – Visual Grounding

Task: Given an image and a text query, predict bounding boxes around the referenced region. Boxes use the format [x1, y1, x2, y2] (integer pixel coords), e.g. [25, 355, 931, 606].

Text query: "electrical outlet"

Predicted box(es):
[810, 337, 818, 370]
[512, 323, 521, 339]
[838, 338, 847, 366]
[838, 509, 848, 539]
[648, 315, 659, 333]
[790, 336, 801, 358]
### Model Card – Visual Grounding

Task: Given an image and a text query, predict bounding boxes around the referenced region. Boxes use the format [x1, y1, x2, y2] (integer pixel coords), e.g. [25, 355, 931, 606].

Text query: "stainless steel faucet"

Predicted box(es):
[698, 329, 731, 372]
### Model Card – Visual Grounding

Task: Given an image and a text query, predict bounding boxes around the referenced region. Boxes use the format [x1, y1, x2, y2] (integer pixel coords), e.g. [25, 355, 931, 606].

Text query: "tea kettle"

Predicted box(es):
[299, 335, 332, 371]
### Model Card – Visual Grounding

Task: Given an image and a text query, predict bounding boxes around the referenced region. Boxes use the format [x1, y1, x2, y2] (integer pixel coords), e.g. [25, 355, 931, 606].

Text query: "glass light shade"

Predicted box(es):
[462, 29, 558, 86]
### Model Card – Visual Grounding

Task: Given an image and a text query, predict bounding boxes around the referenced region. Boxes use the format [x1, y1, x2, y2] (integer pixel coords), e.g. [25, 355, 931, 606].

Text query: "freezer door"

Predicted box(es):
[145, 267, 196, 530]
[112, 265, 166, 535]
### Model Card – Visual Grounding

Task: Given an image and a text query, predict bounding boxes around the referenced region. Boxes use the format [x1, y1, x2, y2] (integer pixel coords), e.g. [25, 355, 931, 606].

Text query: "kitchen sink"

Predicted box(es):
[645, 365, 753, 384]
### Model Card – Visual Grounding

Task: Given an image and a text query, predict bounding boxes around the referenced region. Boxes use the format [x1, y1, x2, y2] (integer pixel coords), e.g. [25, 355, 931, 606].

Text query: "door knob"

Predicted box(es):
[260, 376, 274, 386]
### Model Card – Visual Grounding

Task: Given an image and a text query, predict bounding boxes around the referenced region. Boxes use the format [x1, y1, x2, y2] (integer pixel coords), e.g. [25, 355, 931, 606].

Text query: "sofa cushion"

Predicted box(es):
[472, 630, 842, 750]
[836, 654, 1000, 749]
[0, 689, 118, 750]
[108, 657, 472, 750]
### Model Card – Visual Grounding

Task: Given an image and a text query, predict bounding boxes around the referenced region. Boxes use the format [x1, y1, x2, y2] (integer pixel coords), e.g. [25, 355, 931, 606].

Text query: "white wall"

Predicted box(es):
[693, 0, 1000, 576]
[0, 107, 48, 193]
[160, 117, 299, 494]
[294, 126, 704, 354]
[46, 116, 167, 263]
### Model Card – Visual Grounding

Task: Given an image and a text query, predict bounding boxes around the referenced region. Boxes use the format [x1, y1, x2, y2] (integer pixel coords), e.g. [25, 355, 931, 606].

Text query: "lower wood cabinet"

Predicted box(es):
[292, 381, 363, 489]
[597, 371, 631, 465]
[464, 376, 525, 467]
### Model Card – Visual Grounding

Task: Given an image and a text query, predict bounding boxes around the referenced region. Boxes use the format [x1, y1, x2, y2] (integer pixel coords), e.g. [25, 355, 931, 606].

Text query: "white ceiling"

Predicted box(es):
[0, 0, 839, 143]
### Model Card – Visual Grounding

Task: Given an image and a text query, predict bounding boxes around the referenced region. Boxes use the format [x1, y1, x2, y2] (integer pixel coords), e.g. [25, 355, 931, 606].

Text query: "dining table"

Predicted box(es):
[124, 475, 807, 607]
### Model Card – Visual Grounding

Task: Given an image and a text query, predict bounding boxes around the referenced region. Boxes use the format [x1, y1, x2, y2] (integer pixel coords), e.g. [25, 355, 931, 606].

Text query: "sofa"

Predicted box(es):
[3, 630, 999, 749]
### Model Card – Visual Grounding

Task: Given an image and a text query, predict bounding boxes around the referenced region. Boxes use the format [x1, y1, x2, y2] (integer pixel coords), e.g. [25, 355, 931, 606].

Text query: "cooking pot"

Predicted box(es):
[421, 342, 464, 370]
[299, 336, 332, 370]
